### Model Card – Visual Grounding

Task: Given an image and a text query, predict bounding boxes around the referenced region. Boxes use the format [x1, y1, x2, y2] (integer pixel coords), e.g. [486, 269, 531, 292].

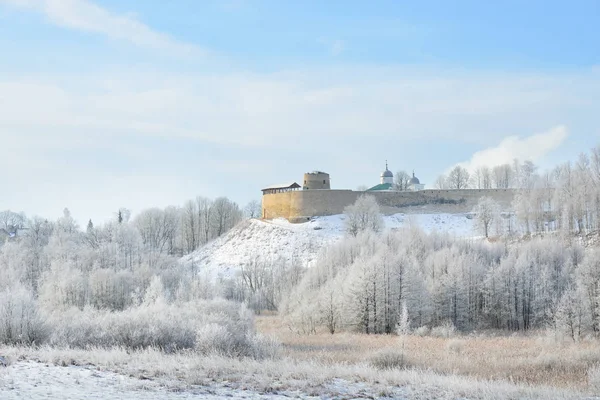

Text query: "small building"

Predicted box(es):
[261, 182, 301, 195]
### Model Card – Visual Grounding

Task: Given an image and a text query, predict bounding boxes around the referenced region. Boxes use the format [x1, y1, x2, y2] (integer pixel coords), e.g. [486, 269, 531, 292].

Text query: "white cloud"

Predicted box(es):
[454, 125, 569, 172]
[0, 0, 201, 55]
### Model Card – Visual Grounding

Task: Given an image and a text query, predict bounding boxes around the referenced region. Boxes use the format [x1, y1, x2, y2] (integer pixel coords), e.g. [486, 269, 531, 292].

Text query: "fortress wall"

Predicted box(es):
[261, 191, 293, 220]
[262, 190, 361, 222]
[262, 189, 517, 222]
[373, 189, 515, 213]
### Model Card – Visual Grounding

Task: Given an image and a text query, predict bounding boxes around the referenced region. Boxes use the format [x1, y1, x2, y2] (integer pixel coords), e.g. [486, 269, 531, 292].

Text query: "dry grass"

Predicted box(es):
[1, 315, 598, 398]
[0, 344, 589, 399]
[256, 315, 600, 392]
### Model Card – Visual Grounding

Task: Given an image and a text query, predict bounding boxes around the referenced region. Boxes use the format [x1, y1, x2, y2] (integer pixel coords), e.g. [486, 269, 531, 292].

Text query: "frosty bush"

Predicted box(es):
[369, 348, 410, 370]
[414, 326, 430, 337]
[247, 333, 280, 360]
[48, 304, 197, 351]
[0, 285, 48, 345]
[431, 321, 457, 338]
[46, 299, 276, 358]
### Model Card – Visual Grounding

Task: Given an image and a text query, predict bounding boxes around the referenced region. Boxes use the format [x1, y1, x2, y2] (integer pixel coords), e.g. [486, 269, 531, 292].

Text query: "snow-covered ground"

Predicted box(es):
[1, 357, 592, 400]
[0, 361, 409, 400]
[180, 213, 477, 280]
[0, 361, 298, 399]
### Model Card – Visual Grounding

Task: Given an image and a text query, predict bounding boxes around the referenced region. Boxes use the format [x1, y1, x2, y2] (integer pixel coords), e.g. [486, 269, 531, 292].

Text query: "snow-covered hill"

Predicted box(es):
[180, 213, 477, 280]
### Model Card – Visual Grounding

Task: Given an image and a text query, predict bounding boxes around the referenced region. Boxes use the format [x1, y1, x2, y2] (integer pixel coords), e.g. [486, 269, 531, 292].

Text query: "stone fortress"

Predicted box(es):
[261, 163, 516, 223]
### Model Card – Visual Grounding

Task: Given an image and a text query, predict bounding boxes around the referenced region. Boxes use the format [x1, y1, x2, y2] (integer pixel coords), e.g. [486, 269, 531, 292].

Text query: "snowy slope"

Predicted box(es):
[180, 213, 477, 280]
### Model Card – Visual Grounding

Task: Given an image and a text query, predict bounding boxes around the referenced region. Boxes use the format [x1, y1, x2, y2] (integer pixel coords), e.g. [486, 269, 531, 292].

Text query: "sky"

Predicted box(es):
[0, 0, 599, 225]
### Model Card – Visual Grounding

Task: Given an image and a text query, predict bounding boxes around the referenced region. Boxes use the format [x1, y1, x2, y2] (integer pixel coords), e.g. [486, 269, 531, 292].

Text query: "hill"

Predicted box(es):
[179, 213, 478, 280]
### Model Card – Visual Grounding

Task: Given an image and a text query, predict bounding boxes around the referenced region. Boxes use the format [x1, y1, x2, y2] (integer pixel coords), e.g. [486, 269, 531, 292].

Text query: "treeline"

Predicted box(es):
[281, 229, 598, 340]
[436, 160, 539, 190]
[0, 195, 252, 303]
[467, 144, 600, 236]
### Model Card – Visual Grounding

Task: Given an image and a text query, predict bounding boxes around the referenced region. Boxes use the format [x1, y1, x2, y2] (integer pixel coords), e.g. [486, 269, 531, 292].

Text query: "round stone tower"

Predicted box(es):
[303, 171, 331, 190]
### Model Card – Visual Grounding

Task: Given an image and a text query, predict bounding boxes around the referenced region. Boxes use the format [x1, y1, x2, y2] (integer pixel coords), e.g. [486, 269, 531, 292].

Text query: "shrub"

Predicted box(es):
[247, 333, 280, 360]
[0, 285, 48, 345]
[369, 349, 410, 370]
[431, 321, 456, 338]
[46, 299, 277, 359]
[414, 326, 430, 337]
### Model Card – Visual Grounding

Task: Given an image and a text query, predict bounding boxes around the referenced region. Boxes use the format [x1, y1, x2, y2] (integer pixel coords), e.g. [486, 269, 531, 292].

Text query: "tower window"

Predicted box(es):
[323, 180, 326, 184]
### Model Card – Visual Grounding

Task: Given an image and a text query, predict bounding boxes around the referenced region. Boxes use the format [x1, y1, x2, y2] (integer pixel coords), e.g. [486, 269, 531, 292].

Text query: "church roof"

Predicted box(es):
[367, 183, 393, 191]
[381, 161, 393, 178]
[261, 182, 301, 192]
[409, 171, 420, 185]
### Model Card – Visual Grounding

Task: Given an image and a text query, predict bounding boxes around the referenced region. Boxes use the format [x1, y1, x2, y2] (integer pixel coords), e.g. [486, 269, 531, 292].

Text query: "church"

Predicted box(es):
[366, 162, 425, 192]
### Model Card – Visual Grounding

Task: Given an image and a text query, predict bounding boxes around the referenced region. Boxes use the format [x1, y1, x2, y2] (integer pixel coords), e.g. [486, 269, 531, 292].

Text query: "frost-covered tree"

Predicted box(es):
[344, 195, 384, 236]
[0, 210, 26, 234]
[473, 196, 500, 238]
[553, 287, 587, 341]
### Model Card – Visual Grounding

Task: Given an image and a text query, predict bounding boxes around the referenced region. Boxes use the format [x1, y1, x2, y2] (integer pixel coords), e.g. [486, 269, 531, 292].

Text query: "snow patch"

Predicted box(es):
[180, 213, 477, 280]
[0, 361, 324, 399]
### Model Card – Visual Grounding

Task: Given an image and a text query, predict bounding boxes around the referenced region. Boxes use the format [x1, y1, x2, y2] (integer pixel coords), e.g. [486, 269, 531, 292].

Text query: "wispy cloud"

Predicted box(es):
[0, 68, 596, 151]
[0, 67, 597, 223]
[454, 126, 569, 172]
[318, 38, 346, 56]
[0, 0, 202, 55]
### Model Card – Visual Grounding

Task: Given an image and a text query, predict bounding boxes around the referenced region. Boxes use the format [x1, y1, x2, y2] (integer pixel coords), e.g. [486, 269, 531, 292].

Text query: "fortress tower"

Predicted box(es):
[303, 171, 331, 190]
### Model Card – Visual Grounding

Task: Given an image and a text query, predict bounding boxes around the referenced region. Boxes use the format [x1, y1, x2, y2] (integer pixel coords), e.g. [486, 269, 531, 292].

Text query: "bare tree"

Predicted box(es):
[182, 200, 198, 253]
[492, 164, 512, 188]
[481, 166, 492, 189]
[434, 175, 448, 189]
[394, 171, 411, 191]
[244, 200, 262, 219]
[196, 196, 213, 244]
[133, 207, 179, 257]
[472, 166, 492, 189]
[447, 166, 470, 189]
[473, 196, 500, 238]
[212, 197, 243, 238]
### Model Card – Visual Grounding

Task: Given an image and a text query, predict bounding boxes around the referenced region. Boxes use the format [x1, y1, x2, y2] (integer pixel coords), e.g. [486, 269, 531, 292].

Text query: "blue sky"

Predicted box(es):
[0, 0, 599, 224]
